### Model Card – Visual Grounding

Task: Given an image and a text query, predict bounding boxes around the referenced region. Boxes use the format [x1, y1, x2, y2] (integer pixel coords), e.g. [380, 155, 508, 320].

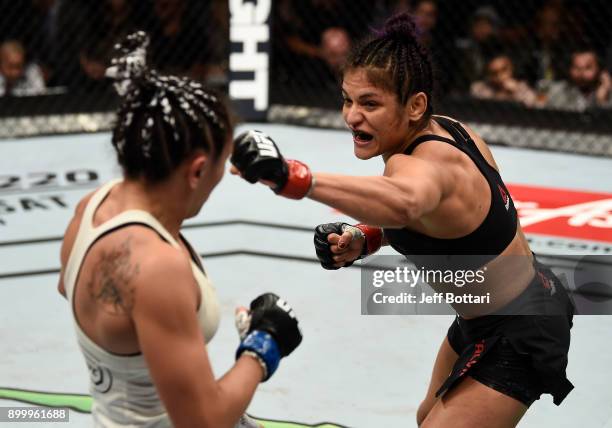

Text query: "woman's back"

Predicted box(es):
[61, 180, 220, 426]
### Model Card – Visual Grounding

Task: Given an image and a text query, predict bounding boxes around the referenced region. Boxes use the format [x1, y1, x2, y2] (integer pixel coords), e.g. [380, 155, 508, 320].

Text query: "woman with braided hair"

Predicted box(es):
[58, 32, 302, 427]
[232, 13, 574, 427]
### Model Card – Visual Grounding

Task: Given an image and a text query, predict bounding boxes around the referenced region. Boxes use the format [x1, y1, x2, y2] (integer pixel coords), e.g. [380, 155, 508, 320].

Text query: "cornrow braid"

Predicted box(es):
[106, 31, 232, 183]
[345, 12, 434, 118]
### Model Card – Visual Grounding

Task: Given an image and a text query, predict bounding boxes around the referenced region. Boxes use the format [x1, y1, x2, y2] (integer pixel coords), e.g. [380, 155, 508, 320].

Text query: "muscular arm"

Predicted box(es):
[132, 248, 262, 428]
[309, 154, 449, 228]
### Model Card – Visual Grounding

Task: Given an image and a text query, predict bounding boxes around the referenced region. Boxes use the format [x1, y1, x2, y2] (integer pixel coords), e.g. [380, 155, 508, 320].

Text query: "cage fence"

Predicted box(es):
[0, 0, 611, 156]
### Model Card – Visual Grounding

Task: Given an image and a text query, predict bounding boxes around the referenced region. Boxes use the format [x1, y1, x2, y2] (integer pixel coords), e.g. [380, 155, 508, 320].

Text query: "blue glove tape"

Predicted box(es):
[236, 330, 281, 381]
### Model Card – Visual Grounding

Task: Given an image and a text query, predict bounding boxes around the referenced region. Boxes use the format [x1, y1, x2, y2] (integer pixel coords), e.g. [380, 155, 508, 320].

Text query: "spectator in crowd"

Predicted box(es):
[272, 0, 375, 106]
[452, 6, 503, 94]
[544, 47, 612, 111]
[26, 0, 89, 88]
[522, 1, 568, 89]
[72, 0, 141, 92]
[381, 0, 452, 94]
[283, 22, 351, 78]
[148, 0, 226, 83]
[279, 0, 374, 67]
[470, 53, 539, 107]
[411, 0, 453, 93]
[0, 40, 46, 96]
[319, 27, 351, 75]
[76, 38, 113, 93]
[90, 0, 140, 44]
[412, 0, 438, 48]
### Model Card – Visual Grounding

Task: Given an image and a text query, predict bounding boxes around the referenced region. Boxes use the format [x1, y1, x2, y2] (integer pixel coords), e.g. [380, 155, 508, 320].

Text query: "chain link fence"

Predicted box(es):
[1, 0, 612, 155]
[269, 0, 612, 156]
[0, 0, 228, 137]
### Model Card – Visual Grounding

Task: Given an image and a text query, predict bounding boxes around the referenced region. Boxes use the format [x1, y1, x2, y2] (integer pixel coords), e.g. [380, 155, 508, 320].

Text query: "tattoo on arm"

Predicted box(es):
[88, 237, 140, 314]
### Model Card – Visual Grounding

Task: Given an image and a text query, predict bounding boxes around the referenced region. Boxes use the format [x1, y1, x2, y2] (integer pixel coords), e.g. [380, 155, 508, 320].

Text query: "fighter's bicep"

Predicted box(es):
[384, 156, 448, 215]
[131, 254, 217, 423]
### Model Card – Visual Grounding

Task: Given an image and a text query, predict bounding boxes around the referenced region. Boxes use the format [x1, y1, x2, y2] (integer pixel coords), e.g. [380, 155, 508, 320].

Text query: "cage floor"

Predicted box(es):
[1, 124, 612, 427]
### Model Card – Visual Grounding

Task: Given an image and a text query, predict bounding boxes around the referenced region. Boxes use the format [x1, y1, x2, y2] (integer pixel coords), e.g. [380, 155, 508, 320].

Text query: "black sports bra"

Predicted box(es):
[382, 116, 518, 268]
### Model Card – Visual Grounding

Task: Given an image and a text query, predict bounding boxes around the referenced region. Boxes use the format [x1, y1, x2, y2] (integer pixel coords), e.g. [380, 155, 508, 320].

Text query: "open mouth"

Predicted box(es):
[352, 129, 374, 144]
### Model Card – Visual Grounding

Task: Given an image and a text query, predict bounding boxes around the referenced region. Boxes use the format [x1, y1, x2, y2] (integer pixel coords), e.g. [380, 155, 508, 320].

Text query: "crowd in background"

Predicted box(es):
[1, 0, 611, 113]
[272, 0, 612, 112]
[0, 0, 227, 96]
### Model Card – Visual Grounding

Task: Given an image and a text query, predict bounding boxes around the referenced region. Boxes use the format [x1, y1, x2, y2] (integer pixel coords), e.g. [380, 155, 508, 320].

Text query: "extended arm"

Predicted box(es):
[230, 131, 448, 228]
[309, 153, 445, 227]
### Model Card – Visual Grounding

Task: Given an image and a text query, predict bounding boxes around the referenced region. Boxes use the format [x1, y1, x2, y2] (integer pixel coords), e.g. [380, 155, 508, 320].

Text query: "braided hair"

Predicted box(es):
[106, 32, 232, 183]
[345, 13, 435, 121]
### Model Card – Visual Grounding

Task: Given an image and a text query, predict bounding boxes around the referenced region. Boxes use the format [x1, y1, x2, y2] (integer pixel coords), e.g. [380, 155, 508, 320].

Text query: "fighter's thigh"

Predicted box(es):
[421, 376, 527, 428]
[416, 337, 458, 425]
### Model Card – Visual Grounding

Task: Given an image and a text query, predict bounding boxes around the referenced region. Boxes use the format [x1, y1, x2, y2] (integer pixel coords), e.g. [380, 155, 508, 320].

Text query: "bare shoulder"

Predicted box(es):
[384, 152, 413, 172]
[383, 152, 444, 181]
[127, 229, 197, 313]
[386, 143, 459, 186]
[84, 226, 197, 315]
[128, 231, 201, 339]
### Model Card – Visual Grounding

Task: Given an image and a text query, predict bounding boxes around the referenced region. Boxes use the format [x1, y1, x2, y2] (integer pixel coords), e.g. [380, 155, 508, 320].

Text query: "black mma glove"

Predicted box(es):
[231, 130, 313, 199]
[314, 222, 383, 270]
[236, 293, 302, 381]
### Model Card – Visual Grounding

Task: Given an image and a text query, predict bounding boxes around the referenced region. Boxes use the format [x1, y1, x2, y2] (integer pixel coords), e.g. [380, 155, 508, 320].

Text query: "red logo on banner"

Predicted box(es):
[508, 184, 612, 243]
[330, 184, 612, 244]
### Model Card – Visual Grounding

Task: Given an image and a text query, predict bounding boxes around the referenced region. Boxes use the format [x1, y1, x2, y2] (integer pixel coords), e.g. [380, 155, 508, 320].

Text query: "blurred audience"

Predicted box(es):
[522, 1, 569, 89]
[26, 0, 88, 88]
[279, 0, 372, 68]
[273, 0, 375, 106]
[76, 38, 113, 93]
[88, 0, 140, 47]
[319, 27, 351, 75]
[1, 0, 612, 114]
[470, 53, 538, 107]
[544, 47, 612, 111]
[0, 40, 45, 96]
[453, 6, 503, 94]
[70, 0, 141, 92]
[148, 0, 226, 83]
[412, 0, 439, 48]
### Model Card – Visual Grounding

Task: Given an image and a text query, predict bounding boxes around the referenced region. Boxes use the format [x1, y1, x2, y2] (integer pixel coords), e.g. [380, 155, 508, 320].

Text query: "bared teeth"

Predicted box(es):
[351, 129, 374, 143]
[353, 130, 369, 139]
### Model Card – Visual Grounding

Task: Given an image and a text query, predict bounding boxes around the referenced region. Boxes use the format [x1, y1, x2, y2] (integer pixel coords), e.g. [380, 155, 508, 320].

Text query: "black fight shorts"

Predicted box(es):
[436, 258, 575, 407]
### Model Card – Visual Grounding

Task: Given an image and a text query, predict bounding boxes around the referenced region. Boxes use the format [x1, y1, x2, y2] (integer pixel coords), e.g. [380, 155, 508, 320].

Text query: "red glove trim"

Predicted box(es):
[354, 224, 383, 255]
[278, 159, 313, 200]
